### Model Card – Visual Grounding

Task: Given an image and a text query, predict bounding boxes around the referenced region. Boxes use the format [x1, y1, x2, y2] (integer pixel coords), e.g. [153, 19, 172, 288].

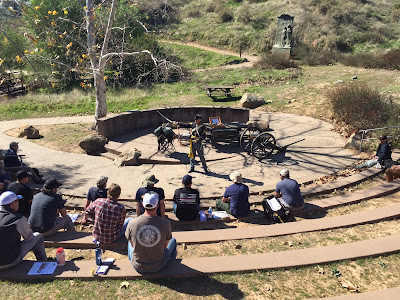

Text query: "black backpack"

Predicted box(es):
[262, 197, 292, 223]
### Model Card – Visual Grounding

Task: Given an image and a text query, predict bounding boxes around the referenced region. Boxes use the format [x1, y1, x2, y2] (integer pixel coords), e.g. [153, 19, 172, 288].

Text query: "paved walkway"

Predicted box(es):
[0, 111, 356, 198]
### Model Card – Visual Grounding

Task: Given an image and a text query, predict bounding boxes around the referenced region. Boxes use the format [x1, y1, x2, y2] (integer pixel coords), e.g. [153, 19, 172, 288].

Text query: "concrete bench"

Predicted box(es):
[2, 234, 400, 280]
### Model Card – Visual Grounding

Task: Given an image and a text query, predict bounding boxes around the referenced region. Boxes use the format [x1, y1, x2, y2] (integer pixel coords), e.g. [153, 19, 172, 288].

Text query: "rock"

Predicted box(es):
[352, 76, 358, 79]
[334, 80, 343, 84]
[182, 243, 187, 250]
[344, 132, 362, 150]
[239, 93, 265, 109]
[114, 148, 141, 166]
[235, 244, 242, 249]
[18, 125, 40, 139]
[246, 120, 269, 131]
[79, 134, 108, 153]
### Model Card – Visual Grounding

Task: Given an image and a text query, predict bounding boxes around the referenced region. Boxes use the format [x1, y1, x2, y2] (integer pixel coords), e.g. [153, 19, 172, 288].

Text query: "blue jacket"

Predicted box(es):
[376, 142, 392, 163]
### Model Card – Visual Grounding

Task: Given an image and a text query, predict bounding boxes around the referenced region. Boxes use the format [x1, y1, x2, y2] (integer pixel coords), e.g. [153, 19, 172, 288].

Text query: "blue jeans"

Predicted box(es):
[128, 237, 177, 273]
[118, 217, 133, 239]
[190, 142, 207, 171]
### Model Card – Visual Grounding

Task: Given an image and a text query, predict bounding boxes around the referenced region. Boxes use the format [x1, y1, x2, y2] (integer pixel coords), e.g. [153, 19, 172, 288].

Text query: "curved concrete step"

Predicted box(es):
[3, 234, 400, 280]
[312, 287, 400, 300]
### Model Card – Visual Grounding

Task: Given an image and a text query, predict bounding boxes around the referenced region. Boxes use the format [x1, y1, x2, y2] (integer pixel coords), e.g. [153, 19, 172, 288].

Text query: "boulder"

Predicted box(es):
[114, 148, 141, 166]
[79, 135, 108, 153]
[246, 120, 269, 131]
[344, 132, 362, 150]
[18, 125, 40, 139]
[239, 93, 265, 109]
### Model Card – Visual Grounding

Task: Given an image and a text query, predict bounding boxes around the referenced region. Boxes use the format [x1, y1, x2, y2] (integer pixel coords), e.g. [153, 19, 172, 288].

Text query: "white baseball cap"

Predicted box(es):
[0, 191, 22, 206]
[143, 193, 159, 209]
[280, 168, 289, 177]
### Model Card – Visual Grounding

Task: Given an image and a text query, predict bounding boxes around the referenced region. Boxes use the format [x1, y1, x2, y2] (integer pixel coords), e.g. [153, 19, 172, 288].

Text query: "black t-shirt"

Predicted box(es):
[135, 186, 165, 217]
[173, 187, 200, 221]
[87, 187, 108, 202]
[28, 192, 66, 233]
[7, 182, 33, 218]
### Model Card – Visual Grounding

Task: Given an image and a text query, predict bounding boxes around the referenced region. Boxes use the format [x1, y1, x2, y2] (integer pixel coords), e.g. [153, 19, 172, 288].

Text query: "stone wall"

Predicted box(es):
[97, 107, 250, 138]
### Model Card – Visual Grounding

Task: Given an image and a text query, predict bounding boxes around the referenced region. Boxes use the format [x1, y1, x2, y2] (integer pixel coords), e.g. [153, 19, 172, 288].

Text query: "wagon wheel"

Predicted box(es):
[239, 127, 261, 152]
[251, 132, 276, 159]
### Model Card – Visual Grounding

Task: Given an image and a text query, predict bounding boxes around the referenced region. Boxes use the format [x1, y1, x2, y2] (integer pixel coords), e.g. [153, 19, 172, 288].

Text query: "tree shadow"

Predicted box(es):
[149, 276, 245, 299]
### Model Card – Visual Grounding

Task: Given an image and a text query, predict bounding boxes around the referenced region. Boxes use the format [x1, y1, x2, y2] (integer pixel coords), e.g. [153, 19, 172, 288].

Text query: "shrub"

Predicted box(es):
[236, 2, 252, 24]
[255, 53, 298, 70]
[327, 83, 400, 129]
[217, 7, 234, 23]
[340, 50, 400, 70]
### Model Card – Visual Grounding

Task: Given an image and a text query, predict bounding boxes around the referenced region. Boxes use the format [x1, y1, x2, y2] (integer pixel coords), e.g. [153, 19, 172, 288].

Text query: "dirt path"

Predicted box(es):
[162, 40, 259, 70]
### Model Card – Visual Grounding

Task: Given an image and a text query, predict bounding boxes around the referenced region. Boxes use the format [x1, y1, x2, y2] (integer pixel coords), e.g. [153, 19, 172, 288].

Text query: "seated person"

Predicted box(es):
[28, 178, 75, 237]
[86, 183, 132, 244]
[0, 168, 11, 190]
[274, 169, 304, 212]
[0, 191, 47, 270]
[386, 165, 400, 182]
[136, 174, 166, 218]
[4, 141, 44, 184]
[125, 193, 176, 273]
[172, 175, 200, 221]
[7, 170, 33, 218]
[216, 171, 250, 217]
[80, 176, 108, 225]
[356, 135, 392, 169]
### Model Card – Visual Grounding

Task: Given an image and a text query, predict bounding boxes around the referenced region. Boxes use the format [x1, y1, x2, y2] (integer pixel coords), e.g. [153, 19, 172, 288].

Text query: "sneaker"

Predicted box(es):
[204, 169, 210, 174]
[188, 169, 194, 173]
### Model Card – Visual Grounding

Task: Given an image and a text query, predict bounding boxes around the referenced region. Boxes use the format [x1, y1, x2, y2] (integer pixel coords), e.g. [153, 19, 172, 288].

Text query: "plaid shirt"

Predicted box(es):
[86, 198, 126, 244]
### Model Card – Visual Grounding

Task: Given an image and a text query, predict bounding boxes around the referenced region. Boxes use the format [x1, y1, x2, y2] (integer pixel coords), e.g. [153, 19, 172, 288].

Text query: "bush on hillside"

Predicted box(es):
[255, 53, 298, 70]
[340, 50, 400, 70]
[327, 83, 400, 129]
[217, 7, 234, 23]
[293, 43, 337, 66]
[236, 2, 252, 24]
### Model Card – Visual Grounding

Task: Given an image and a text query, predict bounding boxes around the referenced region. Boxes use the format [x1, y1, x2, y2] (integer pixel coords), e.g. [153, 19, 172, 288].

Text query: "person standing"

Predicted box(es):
[172, 175, 200, 221]
[0, 191, 47, 270]
[274, 169, 304, 212]
[216, 171, 250, 217]
[125, 193, 177, 273]
[28, 178, 75, 237]
[176, 114, 209, 174]
[7, 170, 33, 218]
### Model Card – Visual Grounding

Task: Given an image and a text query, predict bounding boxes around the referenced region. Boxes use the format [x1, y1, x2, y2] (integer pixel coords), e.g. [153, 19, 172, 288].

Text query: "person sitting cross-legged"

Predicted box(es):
[135, 174, 166, 219]
[125, 193, 177, 273]
[172, 175, 200, 221]
[80, 176, 108, 225]
[0, 191, 47, 270]
[28, 178, 76, 237]
[274, 168, 304, 212]
[216, 171, 250, 217]
[86, 183, 132, 244]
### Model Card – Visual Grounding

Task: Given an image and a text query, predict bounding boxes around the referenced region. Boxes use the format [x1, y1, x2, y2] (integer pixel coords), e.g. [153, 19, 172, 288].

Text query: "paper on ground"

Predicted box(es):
[27, 262, 57, 275]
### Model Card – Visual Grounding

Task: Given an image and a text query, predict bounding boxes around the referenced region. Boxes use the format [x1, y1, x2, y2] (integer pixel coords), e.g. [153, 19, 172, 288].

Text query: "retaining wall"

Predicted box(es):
[97, 106, 250, 138]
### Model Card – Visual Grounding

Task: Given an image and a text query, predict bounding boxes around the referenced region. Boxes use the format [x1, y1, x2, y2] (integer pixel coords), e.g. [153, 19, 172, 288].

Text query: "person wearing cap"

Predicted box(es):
[274, 169, 304, 212]
[174, 114, 209, 174]
[0, 167, 11, 190]
[0, 191, 47, 270]
[172, 174, 200, 221]
[7, 170, 33, 218]
[125, 193, 176, 273]
[80, 176, 109, 225]
[3, 141, 44, 184]
[28, 178, 75, 237]
[135, 174, 166, 218]
[356, 135, 392, 169]
[216, 171, 250, 217]
[86, 183, 132, 244]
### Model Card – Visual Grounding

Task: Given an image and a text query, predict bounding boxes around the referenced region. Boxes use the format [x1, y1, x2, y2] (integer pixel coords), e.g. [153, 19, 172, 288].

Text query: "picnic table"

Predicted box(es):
[204, 85, 234, 97]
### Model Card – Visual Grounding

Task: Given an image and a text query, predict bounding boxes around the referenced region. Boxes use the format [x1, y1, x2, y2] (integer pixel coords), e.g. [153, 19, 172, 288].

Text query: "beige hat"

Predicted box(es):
[229, 171, 242, 183]
[280, 168, 289, 177]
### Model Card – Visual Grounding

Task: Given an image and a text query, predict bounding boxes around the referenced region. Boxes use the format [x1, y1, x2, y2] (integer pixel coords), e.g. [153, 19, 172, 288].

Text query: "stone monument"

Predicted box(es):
[272, 14, 294, 56]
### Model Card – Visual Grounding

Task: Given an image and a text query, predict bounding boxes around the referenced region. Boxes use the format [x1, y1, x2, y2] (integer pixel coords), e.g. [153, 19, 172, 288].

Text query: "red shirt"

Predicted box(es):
[86, 198, 125, 244]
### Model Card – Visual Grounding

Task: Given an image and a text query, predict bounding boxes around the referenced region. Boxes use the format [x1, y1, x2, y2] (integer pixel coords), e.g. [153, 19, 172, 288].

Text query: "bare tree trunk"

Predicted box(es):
[94, 71, 107, 122]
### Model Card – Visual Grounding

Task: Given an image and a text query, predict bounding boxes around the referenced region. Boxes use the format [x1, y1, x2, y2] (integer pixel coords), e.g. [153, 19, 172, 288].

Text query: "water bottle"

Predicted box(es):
[95, 241, 102, 266]
[208, 207, 213, 219]
[199, 210, 206, 222]
[56, 247, 65, 267]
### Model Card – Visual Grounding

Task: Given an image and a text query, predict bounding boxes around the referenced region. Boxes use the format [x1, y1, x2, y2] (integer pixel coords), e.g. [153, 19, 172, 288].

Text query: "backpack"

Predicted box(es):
[262, 197, 292, 223]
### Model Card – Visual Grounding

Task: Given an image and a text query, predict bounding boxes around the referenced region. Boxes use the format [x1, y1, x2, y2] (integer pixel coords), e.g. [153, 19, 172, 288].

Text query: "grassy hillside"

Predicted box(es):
[162, 0, 400, 55]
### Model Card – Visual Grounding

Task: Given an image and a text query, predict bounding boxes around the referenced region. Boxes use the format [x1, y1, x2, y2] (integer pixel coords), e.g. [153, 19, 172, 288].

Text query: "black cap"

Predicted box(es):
[194, 114, 202, 120]
[16, 170, 30, 180]
[9, 141, 18, 147]
[182, 174, 192, 185]
[379, 135, 388, 140]
[44, 178, 62, 190]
